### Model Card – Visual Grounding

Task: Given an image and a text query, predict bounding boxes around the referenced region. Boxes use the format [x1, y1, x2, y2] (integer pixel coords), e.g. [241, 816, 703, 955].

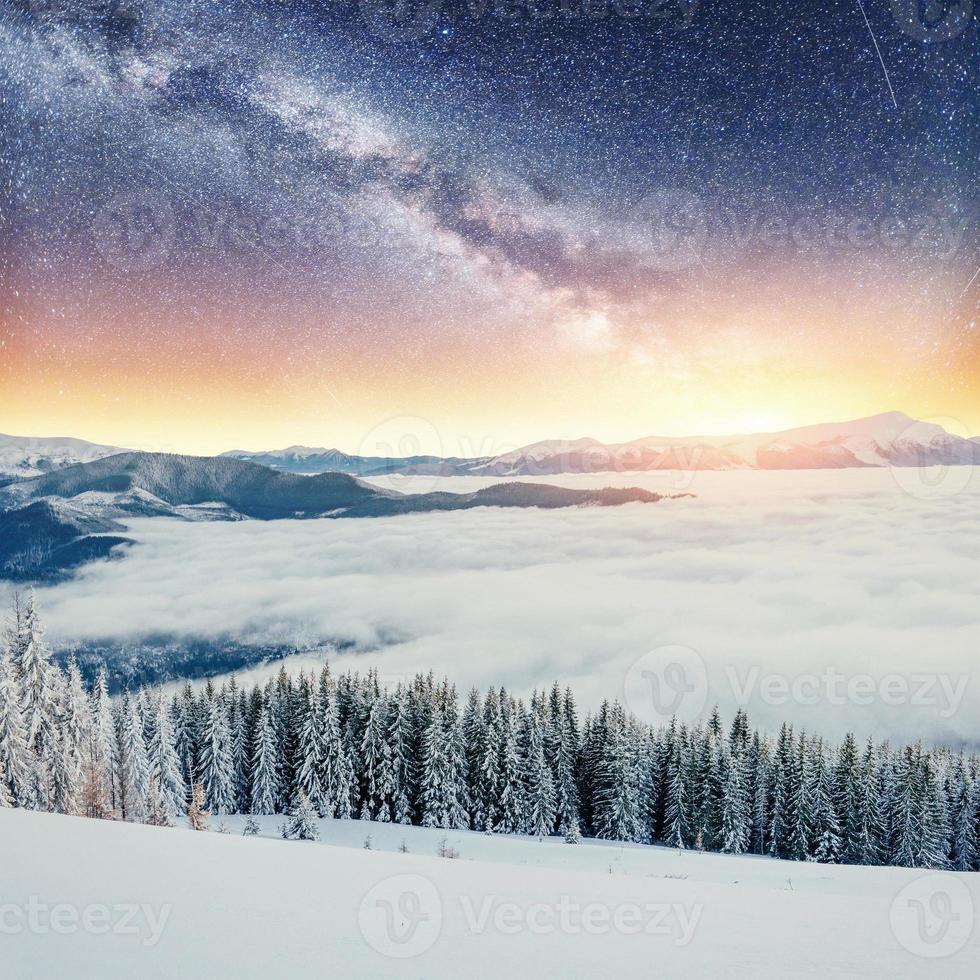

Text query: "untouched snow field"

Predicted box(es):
[3, 808, 977, 979]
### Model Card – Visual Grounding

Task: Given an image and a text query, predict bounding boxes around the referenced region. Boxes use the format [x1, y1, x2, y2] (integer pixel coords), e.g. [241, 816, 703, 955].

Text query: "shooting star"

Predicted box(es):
[854, 0, 898, 109]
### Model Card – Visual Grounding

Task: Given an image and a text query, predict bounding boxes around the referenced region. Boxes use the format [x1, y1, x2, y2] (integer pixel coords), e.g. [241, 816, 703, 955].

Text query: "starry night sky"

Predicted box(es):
[1, 0, 977, 454]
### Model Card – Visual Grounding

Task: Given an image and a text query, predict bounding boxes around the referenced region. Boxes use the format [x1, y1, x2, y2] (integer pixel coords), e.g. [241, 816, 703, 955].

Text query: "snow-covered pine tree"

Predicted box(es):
[891, 744, 924, 867]
[835, 732, 863, 864]
[721, 745, 750, 854]
[226, 679, 251, 815]
[251, 699, 281, 815]
[147, 695, 185, 820]
[117, 694, 150, 822]
[852, 738, 885, 866]
[360, 696, 394, 822]
[387, 687, 415, 825]
[768, 723, 795, 860]
[549, 686, 581, 835]
[0, 644, 30, 806]
[285, 791, 320, 841]
[496, 693, 527, 834]
[749, 734, 770, 856]
[50, 658, 89, 816]
[476, 686, 503, 831]
[198, 692, 235, 815]
[295, 686, 327, 816]
[524, 693, 556, 837]
[592, 704, 642, 843]
[949, 759, 978, 872]
[321, 684, 354, 819]
[17, 595, 59, 810]
[419, 701, 452, 828]
[461, 687, 486, 829]
[918, 759, 951, 870]
[812, 743, 842, 864]
[788, 734, 816, 862]
[664, 731, 690, 849]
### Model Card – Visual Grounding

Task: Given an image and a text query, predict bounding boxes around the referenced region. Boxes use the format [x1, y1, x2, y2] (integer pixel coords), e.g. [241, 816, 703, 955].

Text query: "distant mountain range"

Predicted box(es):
[0, 452, 668, 579]
[0, 434, 126, 481]
[223, 412, 978, 475]
[5, 413, 976, 483]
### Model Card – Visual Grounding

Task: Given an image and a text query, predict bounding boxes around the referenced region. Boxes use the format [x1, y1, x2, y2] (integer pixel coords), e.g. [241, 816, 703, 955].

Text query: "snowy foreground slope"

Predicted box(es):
[3, 810, 978, 979]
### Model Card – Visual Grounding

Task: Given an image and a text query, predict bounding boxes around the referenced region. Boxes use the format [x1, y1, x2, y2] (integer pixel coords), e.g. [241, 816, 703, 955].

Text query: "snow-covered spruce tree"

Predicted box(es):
[387, 687, 415, 825]
[295, 686, 327, 817]
[0, 644, 30, 806]
[950, 759, 978, 872]
[547, 685, 581, 836]
[461, 687, 486, 829]
[768, 723, 795, 860]
[147, 695, 186, 820]
[721, 745, 750, 855]
[476, 686, 503, 831]
[690, 723, 725, 851]
[524, 693, 556, 837]
[117, 694, 150, 822]
[592, 704, 643, 843]
[51, 658, 90, 817]
[321, 683, 354, 819]
[852, 738, 885, 866]
[664, 732, 690, 849]
[199, 692, 235, 815]
[419, 696, 467, 830]
[250, 699, 282, 815]
[360, 696, 395, 822]
[285, 791, 321, 841]
[788, 735, 816, 862]
[226, 679, 251, 816]
[918, 759, 951, 870]
[835, 732, 863, 864]
[563, 815, 582, 844]
[496, 693, 527, 835]
[891, 744, 924, 868]
[749, 736, 770, 856]
[812, 745, 842, 864]
[17, 595, 59, 810]
[85, 669, 119, 818]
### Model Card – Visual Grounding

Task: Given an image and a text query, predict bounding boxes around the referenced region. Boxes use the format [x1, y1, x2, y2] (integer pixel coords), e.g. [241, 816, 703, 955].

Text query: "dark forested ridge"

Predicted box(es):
[1, 595, 977, 871]
[0, 453, 673, 580]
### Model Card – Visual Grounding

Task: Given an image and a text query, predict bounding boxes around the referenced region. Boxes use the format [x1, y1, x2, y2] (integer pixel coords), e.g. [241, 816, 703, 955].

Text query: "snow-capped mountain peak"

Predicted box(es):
[0, 434, 127, 479]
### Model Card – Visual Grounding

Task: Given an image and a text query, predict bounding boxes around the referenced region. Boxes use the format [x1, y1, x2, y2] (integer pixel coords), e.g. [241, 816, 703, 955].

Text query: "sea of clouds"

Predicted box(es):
[15, 467, 980, 746]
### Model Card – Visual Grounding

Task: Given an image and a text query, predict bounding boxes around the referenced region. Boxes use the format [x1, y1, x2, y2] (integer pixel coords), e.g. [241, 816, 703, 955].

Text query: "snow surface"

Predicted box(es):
[3, 808, 977, 978]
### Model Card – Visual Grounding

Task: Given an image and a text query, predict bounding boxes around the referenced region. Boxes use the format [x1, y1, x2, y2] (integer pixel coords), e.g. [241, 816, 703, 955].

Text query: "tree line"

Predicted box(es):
[0, 594, 977, 870]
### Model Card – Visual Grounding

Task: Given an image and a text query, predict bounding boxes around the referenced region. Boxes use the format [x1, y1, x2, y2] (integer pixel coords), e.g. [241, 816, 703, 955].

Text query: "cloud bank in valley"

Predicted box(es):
[19, 468, 980, 746]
